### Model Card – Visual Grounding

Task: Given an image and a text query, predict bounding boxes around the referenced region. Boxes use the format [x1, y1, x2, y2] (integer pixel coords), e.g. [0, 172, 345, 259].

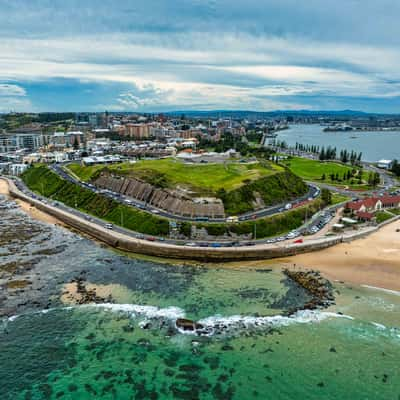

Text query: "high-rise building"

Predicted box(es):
[124, 123, 150, 139]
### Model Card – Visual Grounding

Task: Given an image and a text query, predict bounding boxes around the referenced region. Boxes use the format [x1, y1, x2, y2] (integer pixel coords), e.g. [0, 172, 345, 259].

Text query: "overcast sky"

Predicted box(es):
[1, 0, 400, 113]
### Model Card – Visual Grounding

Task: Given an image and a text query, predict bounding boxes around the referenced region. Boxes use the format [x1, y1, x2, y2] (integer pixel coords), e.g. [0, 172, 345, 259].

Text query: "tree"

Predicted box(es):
[373, 172, 380, 187]
[73, 136, 79, 150]
[391, 159, 400, 177]
[321, 188, 332, 205]
[321, 173, 326, 181]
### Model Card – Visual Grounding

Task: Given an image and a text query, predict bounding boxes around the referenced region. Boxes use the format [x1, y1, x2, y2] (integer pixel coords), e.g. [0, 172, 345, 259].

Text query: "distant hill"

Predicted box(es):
[164, 109, 396, 119]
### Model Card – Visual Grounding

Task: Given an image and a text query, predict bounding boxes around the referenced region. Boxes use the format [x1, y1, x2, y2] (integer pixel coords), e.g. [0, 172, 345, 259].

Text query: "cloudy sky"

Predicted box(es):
[1, 0, 400, 113]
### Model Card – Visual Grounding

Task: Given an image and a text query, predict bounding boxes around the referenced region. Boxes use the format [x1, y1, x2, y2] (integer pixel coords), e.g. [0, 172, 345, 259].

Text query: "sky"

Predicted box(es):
[1, 0, 400, 113]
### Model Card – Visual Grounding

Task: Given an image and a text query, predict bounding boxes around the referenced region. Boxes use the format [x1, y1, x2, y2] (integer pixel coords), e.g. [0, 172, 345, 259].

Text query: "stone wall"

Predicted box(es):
[4, 177, 396, 262]
[95, 173, 225, 218]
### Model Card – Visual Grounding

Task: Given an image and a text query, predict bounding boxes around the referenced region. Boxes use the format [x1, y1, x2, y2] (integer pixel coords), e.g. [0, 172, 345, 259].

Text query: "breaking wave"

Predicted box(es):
[2, 304, 354, 337]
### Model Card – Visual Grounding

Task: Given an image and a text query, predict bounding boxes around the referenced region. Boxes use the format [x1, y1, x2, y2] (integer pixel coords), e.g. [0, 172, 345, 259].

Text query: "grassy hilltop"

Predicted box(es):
[22, 164, 324, 239]
[69, 159, 282, 192]
[69, 158, 308, 215]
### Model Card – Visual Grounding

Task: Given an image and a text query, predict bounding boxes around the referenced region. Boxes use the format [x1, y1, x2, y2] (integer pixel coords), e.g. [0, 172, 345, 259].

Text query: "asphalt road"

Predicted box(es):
[51, 163, 320, 224]
[12, 174, 330, 247]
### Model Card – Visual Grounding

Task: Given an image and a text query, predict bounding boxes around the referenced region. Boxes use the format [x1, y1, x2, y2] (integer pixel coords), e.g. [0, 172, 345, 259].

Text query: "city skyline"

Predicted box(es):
[2, 0, 400, 113]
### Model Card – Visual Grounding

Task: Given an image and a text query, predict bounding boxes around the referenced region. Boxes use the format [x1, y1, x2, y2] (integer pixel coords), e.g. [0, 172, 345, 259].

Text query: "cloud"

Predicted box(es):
[116, 83, 173, 109]
[0, 83, 27, 97]
[0, 83, 32, 112]
[1, 1, 400, 111]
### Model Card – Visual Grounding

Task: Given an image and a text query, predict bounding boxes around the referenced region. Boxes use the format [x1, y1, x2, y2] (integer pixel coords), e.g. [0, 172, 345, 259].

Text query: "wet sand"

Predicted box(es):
[2, 178, 400, 291]
[0, 179, 64, 226]
[61, 282, 132, 305]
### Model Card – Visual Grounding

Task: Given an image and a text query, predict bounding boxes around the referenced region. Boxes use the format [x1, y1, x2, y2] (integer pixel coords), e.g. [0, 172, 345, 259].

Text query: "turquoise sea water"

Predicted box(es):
[1, 198, 400, 399]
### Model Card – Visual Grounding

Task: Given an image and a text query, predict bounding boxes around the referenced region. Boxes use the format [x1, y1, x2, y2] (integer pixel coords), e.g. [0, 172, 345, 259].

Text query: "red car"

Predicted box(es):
[294, 238, 303, 244]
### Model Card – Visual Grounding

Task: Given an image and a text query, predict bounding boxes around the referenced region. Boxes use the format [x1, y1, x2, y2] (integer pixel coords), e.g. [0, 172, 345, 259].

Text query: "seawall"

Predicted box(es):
[3, 177, 398, 261]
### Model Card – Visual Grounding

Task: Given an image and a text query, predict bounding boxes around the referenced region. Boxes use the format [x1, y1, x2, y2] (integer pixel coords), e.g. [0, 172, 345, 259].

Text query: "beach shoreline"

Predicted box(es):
[2, 178, 400, 291]
[0, 179, 64, 226]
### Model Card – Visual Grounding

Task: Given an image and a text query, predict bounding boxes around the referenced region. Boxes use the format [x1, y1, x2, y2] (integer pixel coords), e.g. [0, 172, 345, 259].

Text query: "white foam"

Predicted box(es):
[361, 285, 400, 297]
[196, 310, 354, 334]
[371, 322, 387, 330]
[87, 303, 186, 320]
[2, 304, 354, 338]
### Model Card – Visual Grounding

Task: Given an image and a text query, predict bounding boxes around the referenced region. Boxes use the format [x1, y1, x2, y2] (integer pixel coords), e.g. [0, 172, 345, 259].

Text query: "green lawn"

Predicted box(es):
[387, 208, 400, 215]
[281, 157, 369, 189]
[69, 158, 283, 193]
[331, 193, 351, 205]
[375, 211, 394, 224]
[22, 165, 323, 240]
[68, 164, 107, 182]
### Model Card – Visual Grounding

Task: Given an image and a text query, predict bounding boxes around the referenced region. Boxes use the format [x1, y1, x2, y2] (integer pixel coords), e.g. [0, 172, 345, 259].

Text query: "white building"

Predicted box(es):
[9, 163, 29, 176]
[377, 159, 393, 170]
[82, 155, 122, 166]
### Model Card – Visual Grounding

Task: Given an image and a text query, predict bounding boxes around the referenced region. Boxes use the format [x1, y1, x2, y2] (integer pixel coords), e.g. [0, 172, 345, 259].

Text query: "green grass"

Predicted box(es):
[197, 199, 325, 239]
[68, 164, 106, 182]
[21, 164, 324, 241]
[220, 170, 308, 215]
[331, 193, 351, 205]
[22, 165, 170, 236]
[69, 158, 283, 193]
[281, 157, 368, 189]
[388, 208, 400, 215]
[68, 159, 308, 215]
[375, 211, 394, 224]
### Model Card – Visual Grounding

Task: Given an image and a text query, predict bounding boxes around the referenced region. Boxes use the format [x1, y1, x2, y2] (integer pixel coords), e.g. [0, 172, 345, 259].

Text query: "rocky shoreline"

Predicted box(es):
[172, 268, 336, 336]
[62, 276, 114, 305]
[283, 268, 335, 314]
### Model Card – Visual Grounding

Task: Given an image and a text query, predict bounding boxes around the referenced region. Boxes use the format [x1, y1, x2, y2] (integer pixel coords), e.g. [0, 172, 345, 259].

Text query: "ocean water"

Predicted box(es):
[276, 124, 400, 162]
[1, 197, 400, 399]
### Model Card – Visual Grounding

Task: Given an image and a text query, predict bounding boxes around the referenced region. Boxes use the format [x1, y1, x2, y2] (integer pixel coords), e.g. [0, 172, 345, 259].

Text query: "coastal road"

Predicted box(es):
[50, 163, 320, 224]
[6, 175, 387, 262]
[11, 175, 333, 247]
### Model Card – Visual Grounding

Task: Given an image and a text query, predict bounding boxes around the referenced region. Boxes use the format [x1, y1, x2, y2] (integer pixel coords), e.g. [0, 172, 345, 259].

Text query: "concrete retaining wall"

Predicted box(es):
[3, 177, 395, 261]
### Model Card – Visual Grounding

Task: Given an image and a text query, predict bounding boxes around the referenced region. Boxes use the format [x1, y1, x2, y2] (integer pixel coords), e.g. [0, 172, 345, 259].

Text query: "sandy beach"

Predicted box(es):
[2, 178, 400, 291]
[276, 219, 400, 291]
[0, 179, 64, 226]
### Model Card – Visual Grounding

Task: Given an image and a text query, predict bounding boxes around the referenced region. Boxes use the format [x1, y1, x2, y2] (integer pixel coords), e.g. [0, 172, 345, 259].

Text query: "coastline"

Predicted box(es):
[0, 179, 64, 226]
[278, 218, 400, 291]
[2, 178, 400, 291]
[231, 219, 400, 291]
